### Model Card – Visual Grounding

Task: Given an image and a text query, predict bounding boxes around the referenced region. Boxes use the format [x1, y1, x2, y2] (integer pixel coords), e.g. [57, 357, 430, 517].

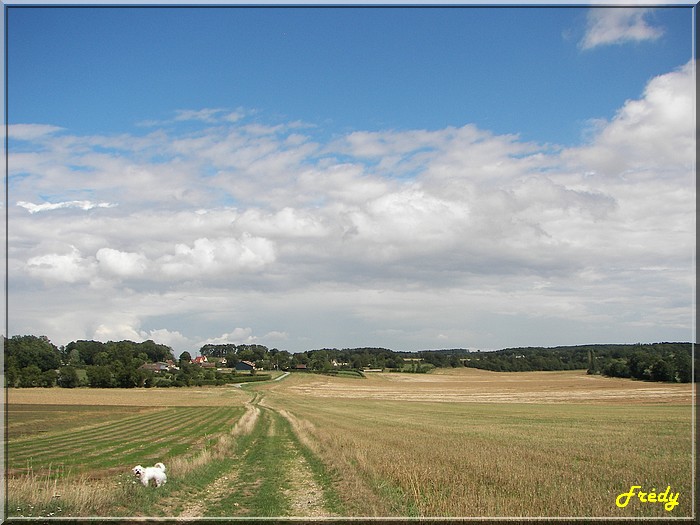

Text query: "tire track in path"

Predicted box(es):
[170, 393, 336, 518]
[172, 400, 259, 518]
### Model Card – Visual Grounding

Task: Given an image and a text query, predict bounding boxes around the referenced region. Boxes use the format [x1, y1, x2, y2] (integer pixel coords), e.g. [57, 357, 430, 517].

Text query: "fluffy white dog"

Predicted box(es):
[132, 462, 167, 487]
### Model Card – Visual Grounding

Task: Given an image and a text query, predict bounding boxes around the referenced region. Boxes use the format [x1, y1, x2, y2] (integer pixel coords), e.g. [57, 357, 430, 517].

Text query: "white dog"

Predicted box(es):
[132, 462, 167, 487]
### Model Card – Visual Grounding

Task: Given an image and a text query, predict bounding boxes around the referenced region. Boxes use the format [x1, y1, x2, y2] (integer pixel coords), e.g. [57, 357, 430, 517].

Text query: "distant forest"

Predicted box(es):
[3, 335, 696, 388]
[438, 343, 695, 383]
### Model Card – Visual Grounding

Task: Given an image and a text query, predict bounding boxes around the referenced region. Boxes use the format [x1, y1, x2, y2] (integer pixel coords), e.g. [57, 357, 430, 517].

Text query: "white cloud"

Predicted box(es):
[199, 328, 257, 347]
[569, 60, 695, 174]
[96, 248, 149, 278]
[262, 331, 289, 342]
[144, 328, 192, 352]
[174, 108, 228, 123]
[93, 322, 144, 343]
[235, 207, 331, 239]
[25, 246, 96, 284]
[17, 200, 117, 213]
[155, 235, 277, 280]
[9, 123, 64, 141]
[580, 8, 664, 50]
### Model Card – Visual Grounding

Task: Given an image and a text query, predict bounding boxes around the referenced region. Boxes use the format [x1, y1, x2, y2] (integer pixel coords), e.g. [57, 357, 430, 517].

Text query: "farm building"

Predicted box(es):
[235, 360, 256, 372]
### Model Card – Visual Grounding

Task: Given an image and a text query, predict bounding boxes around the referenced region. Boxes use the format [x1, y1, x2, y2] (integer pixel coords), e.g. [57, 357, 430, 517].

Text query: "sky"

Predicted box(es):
[4, 3, 696, 355]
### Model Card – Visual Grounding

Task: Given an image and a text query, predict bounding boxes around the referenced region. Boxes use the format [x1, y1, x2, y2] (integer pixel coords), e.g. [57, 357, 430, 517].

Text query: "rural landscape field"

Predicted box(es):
[5, 368, 694, 519]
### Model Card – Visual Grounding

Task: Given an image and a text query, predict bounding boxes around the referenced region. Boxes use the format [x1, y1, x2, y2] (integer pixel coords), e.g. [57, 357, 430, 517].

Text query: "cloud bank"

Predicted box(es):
[7, 61, 695, 353]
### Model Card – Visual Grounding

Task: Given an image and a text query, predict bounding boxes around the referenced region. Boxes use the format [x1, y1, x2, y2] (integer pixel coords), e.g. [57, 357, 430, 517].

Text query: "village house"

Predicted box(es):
[193, 355, 216, 369]
[235, 360, 256, 373]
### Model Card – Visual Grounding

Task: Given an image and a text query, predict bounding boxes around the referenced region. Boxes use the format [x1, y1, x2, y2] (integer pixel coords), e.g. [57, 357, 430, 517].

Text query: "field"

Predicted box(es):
[4, 369, 695, 519]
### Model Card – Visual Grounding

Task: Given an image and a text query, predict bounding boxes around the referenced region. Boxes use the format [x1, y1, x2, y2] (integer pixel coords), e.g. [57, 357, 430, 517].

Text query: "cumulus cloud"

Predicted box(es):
[144, 328, 192, 351]
[580, 8, 664, 50]
[93, 322, 144, 343]
[157, 235, 276, 279]
[96, 248, 149, 278]
[200, 328, 257, 346]
[569, 60, 694, 174]
[25, 246, 96, 284]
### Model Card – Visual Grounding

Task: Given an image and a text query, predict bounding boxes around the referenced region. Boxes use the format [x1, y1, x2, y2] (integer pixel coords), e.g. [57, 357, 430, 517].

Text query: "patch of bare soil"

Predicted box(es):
[176, 469, 242, 519]
[282, 438, 334, 517]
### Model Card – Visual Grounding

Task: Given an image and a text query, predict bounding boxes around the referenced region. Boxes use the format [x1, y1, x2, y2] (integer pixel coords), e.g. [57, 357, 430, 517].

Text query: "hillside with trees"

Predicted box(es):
[3, 335, 695, 387]
[453, 343, 694, 382]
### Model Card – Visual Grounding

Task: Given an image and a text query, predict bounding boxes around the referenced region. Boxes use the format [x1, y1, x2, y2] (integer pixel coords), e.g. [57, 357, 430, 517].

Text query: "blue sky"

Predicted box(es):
[5, 4, 696, 354]
[9, 6, 692, 144]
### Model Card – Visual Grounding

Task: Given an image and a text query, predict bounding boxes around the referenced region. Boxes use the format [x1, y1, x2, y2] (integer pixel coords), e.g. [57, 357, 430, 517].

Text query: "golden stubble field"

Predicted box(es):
[260, 369, 695, 518]
[7, 384, 249, 406]
[5, 369, 696, 519]
[270, 367, 694, 404]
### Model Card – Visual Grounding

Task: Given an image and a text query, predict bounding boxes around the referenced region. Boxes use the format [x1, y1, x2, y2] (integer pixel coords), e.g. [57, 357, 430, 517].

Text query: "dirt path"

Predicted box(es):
[169, 393, 336, 518]
[282, 441, 330, 517]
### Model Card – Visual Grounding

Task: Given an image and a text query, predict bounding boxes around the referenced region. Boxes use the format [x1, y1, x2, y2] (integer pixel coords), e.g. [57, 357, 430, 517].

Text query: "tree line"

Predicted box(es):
[3, 336, 268, 388]
[3, 335, 695, 388]
[459, 343, 695, 383]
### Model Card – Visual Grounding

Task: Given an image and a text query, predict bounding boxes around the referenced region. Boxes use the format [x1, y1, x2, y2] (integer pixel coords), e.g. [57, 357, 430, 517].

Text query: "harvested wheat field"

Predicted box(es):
[260, 369, 695, 517]
[7, 385, 248, 406]
[268, 367, 693, 404]
[5, 370, 695, 519]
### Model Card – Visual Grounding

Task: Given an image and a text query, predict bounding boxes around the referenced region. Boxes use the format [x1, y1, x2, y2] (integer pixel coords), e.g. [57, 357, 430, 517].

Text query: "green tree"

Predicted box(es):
[276, 351, 291, 370]
[65, 340, 105, 366]
[650, 359, 675, 382]
[6, 335, 61, 371]
[67, 347, 83, 367]
[94, 351, 111, 366]
[57, 366, 80, 388]
[18, 365, 43, 387]
[225, 350, 238, 368]
[40, 369, 58, 387]
[5, 364, 19, 387]
[673, 350, 692, 383]
[86, 365, 113, 388]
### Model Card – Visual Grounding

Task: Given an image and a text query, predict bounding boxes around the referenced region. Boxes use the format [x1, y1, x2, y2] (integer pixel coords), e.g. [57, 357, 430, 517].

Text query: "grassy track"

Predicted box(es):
[148, 399, 341, 518]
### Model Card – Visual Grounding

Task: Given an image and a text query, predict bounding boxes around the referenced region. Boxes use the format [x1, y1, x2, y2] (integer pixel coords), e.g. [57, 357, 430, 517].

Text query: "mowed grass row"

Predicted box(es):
[8, 405, 245, 476]
[7, 393, 343, 519]
[9, 405, 198, 454]
[263, 387, 694, 517]
[7, 404, 149, 440]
